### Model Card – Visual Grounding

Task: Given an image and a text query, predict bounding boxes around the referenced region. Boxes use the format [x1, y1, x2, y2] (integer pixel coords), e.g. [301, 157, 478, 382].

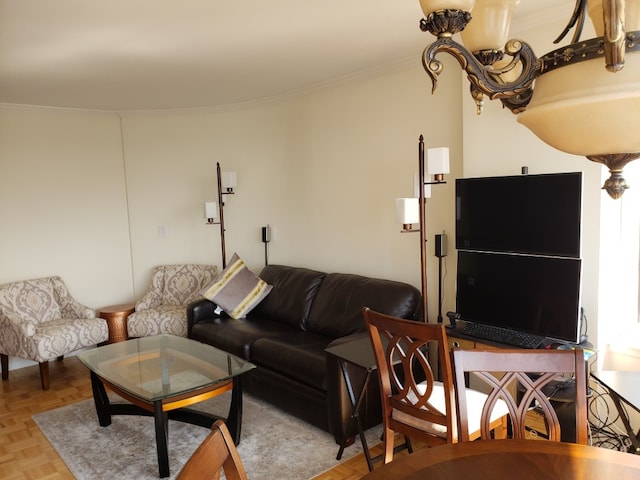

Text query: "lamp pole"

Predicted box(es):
[418, 135, 428, 324]
[216, 162, 227, 269]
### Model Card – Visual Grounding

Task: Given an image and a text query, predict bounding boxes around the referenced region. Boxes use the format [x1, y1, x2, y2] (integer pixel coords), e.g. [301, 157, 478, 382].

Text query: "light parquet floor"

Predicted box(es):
[0, 356, 419, 479]
[0, 357, 92, 480]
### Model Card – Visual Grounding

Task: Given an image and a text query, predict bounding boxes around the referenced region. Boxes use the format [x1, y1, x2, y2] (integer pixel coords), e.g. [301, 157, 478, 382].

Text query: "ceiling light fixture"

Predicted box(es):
[419, 0, 640, 199]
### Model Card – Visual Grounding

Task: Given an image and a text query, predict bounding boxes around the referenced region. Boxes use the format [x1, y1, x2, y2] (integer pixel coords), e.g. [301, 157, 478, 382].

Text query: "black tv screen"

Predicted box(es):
[456, 251, 582, 344]
[456, 172, 582, 258]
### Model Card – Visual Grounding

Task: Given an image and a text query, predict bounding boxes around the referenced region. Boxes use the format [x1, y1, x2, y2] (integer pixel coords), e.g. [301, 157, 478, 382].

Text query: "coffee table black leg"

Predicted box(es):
[226, 377, 243, 445]
[89, 371, 112, 427]
[153, 401, 170, 478]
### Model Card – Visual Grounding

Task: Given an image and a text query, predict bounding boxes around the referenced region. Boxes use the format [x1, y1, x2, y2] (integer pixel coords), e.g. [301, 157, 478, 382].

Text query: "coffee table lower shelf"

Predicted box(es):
[89, 371, 243, 478]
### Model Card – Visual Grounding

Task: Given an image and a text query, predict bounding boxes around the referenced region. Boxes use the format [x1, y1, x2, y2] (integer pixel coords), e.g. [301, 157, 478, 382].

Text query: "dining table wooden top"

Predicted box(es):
[360, 439, 640, 480]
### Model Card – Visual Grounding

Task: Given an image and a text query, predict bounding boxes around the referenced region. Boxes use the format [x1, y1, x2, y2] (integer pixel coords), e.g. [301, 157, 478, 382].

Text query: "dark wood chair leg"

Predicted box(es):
[1, 354, 8, 380]
[39, 361, 50, 390]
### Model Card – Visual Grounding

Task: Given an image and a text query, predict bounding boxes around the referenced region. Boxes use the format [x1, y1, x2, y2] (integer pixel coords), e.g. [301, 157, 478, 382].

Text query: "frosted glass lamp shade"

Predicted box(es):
[396, 198, 420, 226]
[419, 0, 475, 16]
[427, 147, 450, 176]
[517, 56, 640, 156]
[221, 171, 237, 192]
[460, 0, 519, 52]
[204, 202, 218, 223]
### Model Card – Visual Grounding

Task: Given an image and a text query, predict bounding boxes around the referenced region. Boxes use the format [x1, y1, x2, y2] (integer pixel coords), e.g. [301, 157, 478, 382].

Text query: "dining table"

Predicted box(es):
[359, 439, 640, 479]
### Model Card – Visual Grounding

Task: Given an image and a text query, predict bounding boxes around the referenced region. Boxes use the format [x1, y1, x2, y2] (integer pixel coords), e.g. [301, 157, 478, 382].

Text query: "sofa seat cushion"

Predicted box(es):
[251, 332, 334, 390]
[190, 316, 297, 360]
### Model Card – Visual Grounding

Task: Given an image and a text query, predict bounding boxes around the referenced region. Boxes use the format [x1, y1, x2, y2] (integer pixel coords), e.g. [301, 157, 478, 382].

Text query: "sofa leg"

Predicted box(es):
[56, 356, 64, 362]
[39, 361, 50, 390]
[1, 354, 8, 381]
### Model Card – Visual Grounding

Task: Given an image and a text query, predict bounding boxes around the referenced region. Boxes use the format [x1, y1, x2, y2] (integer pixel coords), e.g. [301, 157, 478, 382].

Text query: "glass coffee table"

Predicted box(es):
[77, 334, 255, 478]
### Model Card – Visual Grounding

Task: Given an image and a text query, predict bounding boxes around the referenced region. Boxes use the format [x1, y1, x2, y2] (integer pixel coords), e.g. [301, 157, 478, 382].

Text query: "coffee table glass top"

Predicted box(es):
[77, 334, 255, 402]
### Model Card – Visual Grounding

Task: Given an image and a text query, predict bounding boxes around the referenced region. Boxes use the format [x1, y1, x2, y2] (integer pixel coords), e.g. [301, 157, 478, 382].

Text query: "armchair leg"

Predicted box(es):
[39, 361, 50, 390]
[1, 354, 8, 381]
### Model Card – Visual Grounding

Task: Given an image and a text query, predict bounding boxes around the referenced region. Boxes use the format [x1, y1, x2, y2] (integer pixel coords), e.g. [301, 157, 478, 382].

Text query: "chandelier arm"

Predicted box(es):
[540, 31, 640, 75]
[604, 0, 627, 71]
[554, 0, 588, 44]
[422, 37, 542, 114]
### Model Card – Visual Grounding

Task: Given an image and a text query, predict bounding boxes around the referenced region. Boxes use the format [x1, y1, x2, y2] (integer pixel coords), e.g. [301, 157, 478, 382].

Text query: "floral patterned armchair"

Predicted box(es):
[127, 264, 218, 338]
[0, 276, 109, 390]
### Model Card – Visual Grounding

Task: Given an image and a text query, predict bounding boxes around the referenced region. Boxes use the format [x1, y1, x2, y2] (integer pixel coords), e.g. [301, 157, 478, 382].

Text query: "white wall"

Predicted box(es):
[0, 107, 134, 306]
[1, 60, 463, 371]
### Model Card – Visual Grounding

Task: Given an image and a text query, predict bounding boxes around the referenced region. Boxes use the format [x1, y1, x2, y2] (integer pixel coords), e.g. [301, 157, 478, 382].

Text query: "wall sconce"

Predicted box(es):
[204, 162, 237, 268]
[397, 135, 450, 323]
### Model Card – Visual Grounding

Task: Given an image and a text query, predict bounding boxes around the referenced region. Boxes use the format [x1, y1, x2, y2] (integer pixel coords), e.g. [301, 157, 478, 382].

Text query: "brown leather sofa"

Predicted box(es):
[187, 264, 422, 449]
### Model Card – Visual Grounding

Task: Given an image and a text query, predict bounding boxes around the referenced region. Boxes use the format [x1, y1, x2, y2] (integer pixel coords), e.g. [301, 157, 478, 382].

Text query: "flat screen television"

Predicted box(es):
[456, 251, 583, 344]
[456, 172, 582, 258]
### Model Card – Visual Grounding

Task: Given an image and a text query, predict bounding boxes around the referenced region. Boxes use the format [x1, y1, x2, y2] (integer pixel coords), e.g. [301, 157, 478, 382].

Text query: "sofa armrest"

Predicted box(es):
[0, 311, 36, 337]
[186, 298, 219, 336]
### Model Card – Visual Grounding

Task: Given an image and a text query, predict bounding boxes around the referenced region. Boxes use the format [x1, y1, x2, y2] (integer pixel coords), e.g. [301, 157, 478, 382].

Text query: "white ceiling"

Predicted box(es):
[0, 0, 567, 111]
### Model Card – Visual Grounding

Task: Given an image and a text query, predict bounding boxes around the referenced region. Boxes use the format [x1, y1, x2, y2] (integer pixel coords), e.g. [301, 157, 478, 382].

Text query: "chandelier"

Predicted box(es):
[419, 0, 640, 199]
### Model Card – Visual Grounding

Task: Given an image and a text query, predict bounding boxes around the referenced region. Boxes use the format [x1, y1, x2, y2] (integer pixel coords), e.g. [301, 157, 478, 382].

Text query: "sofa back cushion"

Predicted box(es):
[0, 277, 61, 324]
[249, 265, 326, 330]
[306, 273, 422, 338]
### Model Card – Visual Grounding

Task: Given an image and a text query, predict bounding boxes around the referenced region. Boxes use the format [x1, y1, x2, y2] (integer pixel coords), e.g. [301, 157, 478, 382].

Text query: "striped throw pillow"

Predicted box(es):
[201, 253, 272, 319]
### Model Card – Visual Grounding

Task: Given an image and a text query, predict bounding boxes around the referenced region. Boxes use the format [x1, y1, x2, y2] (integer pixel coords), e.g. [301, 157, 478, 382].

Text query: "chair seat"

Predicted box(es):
[127, 304, 188, 337]
[33, 317, 109, 359]
[393, 381, 509, 438]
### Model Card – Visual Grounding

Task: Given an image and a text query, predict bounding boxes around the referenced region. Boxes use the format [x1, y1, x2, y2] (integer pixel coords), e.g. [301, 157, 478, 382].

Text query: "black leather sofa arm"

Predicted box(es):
[186, 298, 218, 336]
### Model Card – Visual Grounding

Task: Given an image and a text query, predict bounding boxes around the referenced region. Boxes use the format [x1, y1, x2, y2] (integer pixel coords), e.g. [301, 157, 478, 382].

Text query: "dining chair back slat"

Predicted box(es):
[451, 348, 588, 444]
[176, 419, 248, 480]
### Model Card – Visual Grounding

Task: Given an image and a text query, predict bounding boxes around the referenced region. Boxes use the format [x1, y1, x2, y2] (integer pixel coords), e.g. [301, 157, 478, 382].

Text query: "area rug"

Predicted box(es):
[32, 392, 381, 479]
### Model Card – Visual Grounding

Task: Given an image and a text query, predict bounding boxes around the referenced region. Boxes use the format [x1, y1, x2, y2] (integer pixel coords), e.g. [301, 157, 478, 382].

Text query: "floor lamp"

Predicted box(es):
[397, 135, 449, 323]
[205, 162, 236, 269]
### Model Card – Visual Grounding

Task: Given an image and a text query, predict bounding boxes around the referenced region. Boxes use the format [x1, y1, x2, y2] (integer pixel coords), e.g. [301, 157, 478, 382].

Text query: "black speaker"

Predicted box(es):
[261, 225, 271, 243]
[435, 233, 448, 257]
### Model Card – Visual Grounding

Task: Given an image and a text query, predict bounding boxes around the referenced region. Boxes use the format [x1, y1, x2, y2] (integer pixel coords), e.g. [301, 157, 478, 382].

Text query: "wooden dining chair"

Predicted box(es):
[176, 419, 249, 480]
[363, 308, 508, 464]
[451, 348, 588, 444]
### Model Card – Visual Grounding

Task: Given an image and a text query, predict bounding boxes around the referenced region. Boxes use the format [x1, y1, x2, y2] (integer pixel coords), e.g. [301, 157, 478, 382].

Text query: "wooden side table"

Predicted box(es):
[98, 303, 135, 343]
